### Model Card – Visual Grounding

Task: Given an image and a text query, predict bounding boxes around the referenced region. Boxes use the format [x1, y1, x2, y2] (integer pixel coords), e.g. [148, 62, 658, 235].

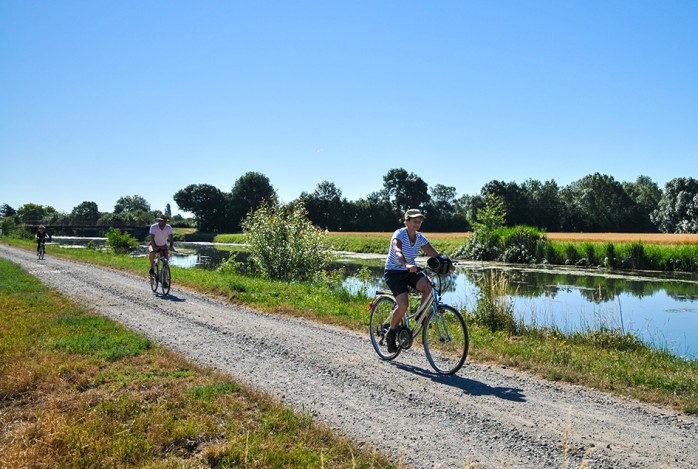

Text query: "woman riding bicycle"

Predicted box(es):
[148, 215, 174, 275]
[35, 225, 49, 254]
[383, 209, 454, 353]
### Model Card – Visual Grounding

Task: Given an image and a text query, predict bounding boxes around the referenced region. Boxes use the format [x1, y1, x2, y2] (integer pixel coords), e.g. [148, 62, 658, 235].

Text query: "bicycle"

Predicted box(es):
[369, 257, 469, 375]
[37, 240, 46, 260]
[150, 246, 175, 295]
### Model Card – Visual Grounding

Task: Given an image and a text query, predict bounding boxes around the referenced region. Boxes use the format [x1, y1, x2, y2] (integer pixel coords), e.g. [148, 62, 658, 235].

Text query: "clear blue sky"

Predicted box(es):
[1, 1, 696, 217]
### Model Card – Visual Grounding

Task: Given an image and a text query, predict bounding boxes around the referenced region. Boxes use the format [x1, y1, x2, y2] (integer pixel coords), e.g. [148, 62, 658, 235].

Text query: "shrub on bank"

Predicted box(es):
[458, 225, 546, 264]
[240, 201, 334, 281]
[105, 228, 138, 254]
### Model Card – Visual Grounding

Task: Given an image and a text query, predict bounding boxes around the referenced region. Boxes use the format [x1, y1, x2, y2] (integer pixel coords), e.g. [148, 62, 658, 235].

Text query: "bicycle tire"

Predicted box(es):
[161, 262, 171, 295]
[423, 305, 468, 375]
[369, 295, 400, 360]
[150, 262, 159, 293]
[38, 245, 45, 260]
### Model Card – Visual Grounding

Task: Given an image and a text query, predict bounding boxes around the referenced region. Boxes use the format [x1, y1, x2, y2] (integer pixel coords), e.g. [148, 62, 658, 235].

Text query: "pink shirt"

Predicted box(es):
[149, 223, 173, 247]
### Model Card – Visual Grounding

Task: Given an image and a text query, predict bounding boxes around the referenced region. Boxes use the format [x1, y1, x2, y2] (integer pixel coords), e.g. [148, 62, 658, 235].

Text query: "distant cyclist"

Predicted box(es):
[383, 209, 453, 353]
[35, 225, 49, 254]
[148, 215, 174, 275]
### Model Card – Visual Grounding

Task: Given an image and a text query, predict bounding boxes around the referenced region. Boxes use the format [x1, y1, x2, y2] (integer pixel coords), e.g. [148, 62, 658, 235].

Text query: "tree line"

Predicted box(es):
[3, 170, 698, 234]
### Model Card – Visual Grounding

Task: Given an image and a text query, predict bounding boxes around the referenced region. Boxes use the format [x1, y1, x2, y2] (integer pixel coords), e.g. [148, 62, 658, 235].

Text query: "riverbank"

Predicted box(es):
[213, 231, 698, 272]
[4, 238, 697, 415]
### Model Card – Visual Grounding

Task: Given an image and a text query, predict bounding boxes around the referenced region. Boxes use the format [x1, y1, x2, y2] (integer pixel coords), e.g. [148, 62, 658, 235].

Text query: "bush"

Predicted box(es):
[500, 226, 544, 264]
[461, 229, 501, 261]
[241, 201, 334, 281]
[105, 228, 139, 254]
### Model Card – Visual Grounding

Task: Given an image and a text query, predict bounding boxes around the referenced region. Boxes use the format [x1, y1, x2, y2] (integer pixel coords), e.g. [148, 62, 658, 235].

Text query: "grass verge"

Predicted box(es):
[0, 257, 394, 467]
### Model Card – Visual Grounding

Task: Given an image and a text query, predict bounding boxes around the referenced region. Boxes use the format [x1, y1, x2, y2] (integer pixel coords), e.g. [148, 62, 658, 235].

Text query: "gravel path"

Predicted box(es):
[2, 245, 696, 469]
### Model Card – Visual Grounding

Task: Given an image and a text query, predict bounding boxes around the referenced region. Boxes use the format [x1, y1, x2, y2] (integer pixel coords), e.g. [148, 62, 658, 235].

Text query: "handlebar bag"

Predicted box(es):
[427, 255, 452, 274]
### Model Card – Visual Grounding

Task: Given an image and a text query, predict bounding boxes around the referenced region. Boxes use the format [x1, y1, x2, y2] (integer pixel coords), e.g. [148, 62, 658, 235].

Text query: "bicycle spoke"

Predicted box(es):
[423, 305, 468, 374]
[369, 296, 400, 360]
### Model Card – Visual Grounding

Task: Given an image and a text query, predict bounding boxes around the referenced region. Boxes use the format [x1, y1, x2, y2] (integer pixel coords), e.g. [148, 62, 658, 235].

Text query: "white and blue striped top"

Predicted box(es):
[384, 228, 430, 270]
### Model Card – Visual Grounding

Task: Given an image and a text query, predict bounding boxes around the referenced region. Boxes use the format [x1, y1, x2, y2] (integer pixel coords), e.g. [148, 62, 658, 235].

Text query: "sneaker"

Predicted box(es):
[149, 267, 154, 275]
[386, 329, 397, 353]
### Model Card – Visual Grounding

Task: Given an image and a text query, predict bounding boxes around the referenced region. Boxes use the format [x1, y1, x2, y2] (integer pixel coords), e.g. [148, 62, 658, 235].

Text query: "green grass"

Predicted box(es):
[4, 237, 698, 415]
[0, 257, 395, 467]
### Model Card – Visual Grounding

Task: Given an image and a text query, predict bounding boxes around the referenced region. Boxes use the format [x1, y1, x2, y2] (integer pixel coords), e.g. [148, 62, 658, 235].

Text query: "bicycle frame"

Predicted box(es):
[150, 247, 171, 295]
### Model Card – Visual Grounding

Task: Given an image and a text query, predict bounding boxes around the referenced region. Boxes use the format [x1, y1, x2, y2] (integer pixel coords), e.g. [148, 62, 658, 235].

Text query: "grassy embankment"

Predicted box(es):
[0, 257, 394, 467]
[4, 236, 698, 416]
[216, 232, 698, 269]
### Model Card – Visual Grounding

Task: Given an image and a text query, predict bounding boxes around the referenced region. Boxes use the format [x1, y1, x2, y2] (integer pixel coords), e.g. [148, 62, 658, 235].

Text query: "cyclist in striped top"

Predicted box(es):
[383, 209, 451, 353]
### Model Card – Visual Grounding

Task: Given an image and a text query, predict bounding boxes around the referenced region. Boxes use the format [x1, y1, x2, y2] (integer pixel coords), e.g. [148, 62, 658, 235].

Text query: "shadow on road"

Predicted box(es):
[394, 362, 526, 402]
[156, 293, 187, 302]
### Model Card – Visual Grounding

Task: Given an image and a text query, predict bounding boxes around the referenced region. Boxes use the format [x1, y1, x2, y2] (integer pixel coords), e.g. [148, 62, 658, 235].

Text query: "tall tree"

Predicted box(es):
[479, 180, 527, 226]
[623, 175, 662, 232]
[560, 173, 636, 232]
[651, 177, 698, 233]
[0, 203, 16, 218]
[300, 181, 347, 230]
[425, 184, 465, 231]
[520, 179, 562, 231]
[71, 201, 100, 224]
[351, 190, 399, 232]
[383, 168, 430, 214]
[229, 172, 277, 230]
[174, 184, 229, 232]
[114, 195, 150, 213]
[455, 194, 483, 229]
[16, 203, 56, 223]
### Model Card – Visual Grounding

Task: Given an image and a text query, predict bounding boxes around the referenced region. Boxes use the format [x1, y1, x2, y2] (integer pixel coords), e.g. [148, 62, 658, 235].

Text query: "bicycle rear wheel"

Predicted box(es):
[423, 305, 468, 375]
[150, 262, 159, 293]
[369, 295, 400, 360]
[160, 262, 171, 295]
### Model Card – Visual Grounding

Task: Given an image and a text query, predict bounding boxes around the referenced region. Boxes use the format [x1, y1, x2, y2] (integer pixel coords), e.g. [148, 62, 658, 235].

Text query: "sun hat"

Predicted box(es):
[404, 209, 425, 220]
[156, 215, 169, 221]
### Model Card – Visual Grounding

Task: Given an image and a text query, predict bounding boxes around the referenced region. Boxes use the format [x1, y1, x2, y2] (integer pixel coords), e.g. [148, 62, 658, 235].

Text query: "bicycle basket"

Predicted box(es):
[427, 255, 452, 274]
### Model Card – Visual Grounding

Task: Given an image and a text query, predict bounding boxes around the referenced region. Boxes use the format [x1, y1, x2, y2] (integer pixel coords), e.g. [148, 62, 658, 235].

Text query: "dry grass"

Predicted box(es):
[545, 232, 698, 244]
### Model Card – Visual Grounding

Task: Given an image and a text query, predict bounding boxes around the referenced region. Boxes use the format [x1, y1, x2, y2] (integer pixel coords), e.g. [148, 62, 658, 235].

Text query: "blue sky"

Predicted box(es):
[1, 1, 696, 217]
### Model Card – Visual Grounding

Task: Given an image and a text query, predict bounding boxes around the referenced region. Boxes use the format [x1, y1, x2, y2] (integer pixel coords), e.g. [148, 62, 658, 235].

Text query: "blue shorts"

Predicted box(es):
[384, 269, 426, 296]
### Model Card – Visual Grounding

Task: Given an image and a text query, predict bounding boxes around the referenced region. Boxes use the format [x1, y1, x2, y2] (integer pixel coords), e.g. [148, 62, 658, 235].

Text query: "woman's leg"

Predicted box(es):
[415, 276, 433, 310]
[390, 292, 409, 329]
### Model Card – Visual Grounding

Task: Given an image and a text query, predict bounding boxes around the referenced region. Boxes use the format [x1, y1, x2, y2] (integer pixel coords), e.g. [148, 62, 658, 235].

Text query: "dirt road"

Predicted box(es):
[2, 245, 696, 468]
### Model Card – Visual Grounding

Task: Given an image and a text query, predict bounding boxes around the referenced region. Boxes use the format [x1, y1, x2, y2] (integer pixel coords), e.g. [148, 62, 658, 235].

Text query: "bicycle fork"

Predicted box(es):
[431, 306, 453, 343]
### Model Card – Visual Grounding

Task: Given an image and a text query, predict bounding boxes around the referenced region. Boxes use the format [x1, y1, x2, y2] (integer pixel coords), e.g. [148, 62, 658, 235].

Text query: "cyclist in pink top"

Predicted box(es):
[148, 215, 174, 275]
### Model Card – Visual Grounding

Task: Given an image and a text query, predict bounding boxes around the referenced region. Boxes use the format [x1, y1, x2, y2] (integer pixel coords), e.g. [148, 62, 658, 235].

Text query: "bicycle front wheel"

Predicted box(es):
[160, 263, 171, 295]
[369, 295, 400, 360]
[150, 263, 159, 293]
[423, 305, 468, 375]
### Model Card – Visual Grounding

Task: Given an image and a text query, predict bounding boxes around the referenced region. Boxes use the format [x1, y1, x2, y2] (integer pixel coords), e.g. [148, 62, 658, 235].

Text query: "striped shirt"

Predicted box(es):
[384, 228, 430, 270]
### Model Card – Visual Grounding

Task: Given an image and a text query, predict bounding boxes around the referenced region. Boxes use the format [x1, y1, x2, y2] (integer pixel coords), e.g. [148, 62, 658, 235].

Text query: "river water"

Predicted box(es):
[52, 237, 698, 359]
